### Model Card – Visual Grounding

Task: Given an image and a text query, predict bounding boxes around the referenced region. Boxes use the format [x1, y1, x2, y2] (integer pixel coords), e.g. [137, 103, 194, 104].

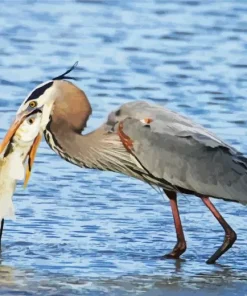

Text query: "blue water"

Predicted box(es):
[0, 0, 247, 295]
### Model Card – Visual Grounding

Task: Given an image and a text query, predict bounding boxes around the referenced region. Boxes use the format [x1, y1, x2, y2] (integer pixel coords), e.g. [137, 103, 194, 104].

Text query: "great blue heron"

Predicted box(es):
[2, 63, 246, 264]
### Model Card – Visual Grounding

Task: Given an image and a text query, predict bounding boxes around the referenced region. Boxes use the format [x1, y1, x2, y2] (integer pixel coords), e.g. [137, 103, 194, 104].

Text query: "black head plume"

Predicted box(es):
[52, 61, 79, 81]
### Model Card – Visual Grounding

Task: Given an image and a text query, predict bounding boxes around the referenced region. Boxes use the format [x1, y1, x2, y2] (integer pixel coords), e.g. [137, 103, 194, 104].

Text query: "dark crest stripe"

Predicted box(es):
[25, 81, 53, 103]
[52, 61, 78, 81]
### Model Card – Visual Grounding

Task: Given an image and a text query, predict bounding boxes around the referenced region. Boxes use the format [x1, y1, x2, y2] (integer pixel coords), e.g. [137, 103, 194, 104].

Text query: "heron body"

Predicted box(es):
[6, 64, 246, 263]
[43, 83, 247, 204]
[109, 101, 247, 204]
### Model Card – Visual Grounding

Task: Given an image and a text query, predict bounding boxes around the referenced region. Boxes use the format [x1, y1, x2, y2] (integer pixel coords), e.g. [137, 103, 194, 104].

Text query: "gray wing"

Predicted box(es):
[107, 101, 236, 150]
[106, 101, 247, 204]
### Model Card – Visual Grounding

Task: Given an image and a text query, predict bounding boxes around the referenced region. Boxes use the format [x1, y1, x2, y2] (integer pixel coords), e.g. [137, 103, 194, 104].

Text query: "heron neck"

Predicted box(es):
[44, 118, 155, 185]
[44, 120, 122, 171]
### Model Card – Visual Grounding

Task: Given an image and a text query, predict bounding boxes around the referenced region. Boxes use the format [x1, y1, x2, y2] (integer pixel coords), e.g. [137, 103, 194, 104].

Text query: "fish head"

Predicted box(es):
[14, 109, 43, 144]
[0, 108, 44, 188]
[0, 107, 43, 154]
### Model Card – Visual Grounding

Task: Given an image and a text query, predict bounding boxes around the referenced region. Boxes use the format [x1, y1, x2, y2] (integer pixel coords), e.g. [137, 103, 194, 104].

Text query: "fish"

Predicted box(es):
[0, 109, 43, 221]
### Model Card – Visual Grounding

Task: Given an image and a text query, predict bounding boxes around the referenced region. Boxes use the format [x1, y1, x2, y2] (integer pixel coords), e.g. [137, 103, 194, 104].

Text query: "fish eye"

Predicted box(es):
[29, 101, 37, 108]
[28, 118, 35, 125]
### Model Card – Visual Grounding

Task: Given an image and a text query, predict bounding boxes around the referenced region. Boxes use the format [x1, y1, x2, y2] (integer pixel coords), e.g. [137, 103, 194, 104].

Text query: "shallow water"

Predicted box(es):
[0, 0, 247, 295]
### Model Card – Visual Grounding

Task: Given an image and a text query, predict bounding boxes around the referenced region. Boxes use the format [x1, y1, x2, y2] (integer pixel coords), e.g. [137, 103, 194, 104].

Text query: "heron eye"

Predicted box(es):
[29, 101, 37, 108]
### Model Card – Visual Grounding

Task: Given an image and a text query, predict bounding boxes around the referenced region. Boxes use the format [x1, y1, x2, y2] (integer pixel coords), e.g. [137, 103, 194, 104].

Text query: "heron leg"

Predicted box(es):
[0, 219, 4, 249]
[200, 196, 237, 264]
[162, 190, 186, 259]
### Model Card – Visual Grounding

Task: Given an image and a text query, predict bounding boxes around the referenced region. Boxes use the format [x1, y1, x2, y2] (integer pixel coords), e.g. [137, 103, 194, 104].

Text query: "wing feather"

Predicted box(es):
[107, 101, 247, 204]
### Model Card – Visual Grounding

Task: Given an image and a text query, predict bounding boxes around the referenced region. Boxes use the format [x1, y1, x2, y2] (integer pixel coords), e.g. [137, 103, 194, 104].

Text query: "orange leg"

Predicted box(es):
[163, 190, 187, 259]
[201, 196, 237, 264]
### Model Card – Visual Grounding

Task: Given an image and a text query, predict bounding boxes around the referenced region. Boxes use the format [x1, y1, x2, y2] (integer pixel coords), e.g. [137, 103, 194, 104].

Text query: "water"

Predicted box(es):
[0, 0, 247, 295]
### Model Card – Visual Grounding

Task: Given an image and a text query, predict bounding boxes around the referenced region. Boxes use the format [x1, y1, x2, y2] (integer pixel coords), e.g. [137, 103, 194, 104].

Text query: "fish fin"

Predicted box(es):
[8, 153, 25, 180]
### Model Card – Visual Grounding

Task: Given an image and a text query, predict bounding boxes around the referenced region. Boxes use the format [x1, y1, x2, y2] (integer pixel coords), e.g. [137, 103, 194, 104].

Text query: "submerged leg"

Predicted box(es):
[200, 196, 237, 264]
[162, 190, 186, 259]
[0, 219, 4, 248]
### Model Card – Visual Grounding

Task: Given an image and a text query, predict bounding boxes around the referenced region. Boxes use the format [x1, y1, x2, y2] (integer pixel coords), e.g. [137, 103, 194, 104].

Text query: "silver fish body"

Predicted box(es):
[0, 111, 42, 220]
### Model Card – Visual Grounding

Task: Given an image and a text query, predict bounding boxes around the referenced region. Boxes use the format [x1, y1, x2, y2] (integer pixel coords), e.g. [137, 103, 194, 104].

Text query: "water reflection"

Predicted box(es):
[0, 262, 247, 295]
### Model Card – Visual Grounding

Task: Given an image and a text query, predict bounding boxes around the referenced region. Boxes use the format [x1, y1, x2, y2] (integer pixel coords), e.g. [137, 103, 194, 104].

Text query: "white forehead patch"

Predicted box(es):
[17, 80, 54, 114]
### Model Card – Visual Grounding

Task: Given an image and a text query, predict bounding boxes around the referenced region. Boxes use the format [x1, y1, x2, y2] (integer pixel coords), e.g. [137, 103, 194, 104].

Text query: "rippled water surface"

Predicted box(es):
[1, 0, 247, 295]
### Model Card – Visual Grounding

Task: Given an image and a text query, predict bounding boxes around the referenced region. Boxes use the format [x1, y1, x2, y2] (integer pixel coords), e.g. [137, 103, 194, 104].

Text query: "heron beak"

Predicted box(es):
[23, 132, 42, 188]
[0, 110, 37, 155]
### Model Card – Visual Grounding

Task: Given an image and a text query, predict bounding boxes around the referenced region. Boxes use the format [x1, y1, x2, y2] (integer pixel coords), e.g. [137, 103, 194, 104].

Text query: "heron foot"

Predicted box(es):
[161, 241, 187, 259]
[206, 231, 237, 264]
[201, 196, 237, 264]
[162, 190, 187, 260]
[162, 253, 180, 259]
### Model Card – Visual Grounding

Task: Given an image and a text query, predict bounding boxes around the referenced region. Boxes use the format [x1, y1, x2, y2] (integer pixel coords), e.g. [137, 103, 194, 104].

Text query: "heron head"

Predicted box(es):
[16, 62, 79, 131]
[16, 79, 59, 131]
[0, 62, 79, 154]
[0, 80, 59, 156]
[0, 79, 56, 157]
